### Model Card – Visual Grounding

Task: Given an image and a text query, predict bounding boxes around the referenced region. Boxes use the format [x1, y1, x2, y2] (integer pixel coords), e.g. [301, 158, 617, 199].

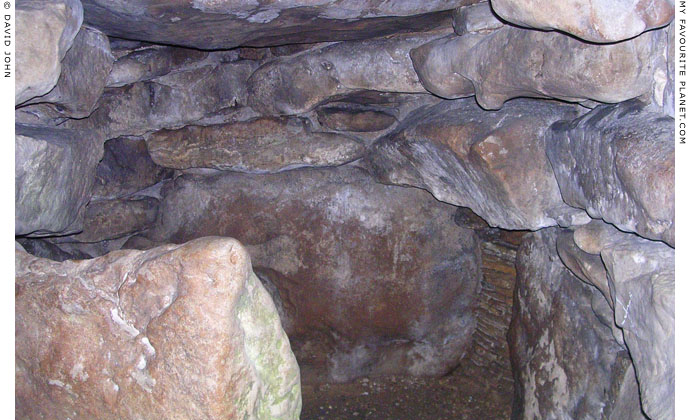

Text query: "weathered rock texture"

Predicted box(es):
[411, 20, 666, 109]
[16, 237, 302, 420]
[69, 197, 159, 243]
[491, 0, 674, 43]
[24, 25, 115, 118]
[66, 61, 257, 139]
[79, 0, 469, 50]
[546, 100, 674, 246]
[92, 137, 174, 200]
[15, 0, 83, 105]
[509, 228, 641, 420]
[247, 31, 448, 115]
[146, 117, 364, 172]
[365, 98, 589, 230]
[107, 46, 210, 88]
[141, 165, 482, 382]
[563, 221, 675, 420]
[16, 124, 103, 236]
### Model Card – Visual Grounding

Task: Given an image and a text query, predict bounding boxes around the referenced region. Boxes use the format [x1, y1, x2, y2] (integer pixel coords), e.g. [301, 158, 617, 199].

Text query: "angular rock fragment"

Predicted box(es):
[16, 124, 103, 236]
[247, 31, 449, 115]
[411, 25, 665, 109]
[365, 98, 589, 230]
[15, 0, 83, 104]
[16, 237, 302, 420]
[80, 0, 465, 49]
[24, 25, 114, 118]
[146, 117, 365, 172]
[92, 137, 174, 200]
[16, 237, 91, 262]
[509, 229, 641, 419]
[144, 165, 482, 382]
[491, 0, 674, 43]
[546, 100, 674, 246]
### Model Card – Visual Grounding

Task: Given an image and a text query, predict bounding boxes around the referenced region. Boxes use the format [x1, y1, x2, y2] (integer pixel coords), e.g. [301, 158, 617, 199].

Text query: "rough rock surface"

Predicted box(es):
[546, 100, 674, 246]
[452, 2, 504, 35]
[509, 228, 640, 420]
[92, 137, 174, 200]
[365, 98, 589, 230]
[142, 165, 482, 382]
[16, 237, 91, 262]
[16, 124, 103, 236]
[556, 220, 675, 420]
[247, 31, 448, 115]
[15, 0, 83, 105]
[79, 0, 470, 50]
[600, 234, 674, 420]
[411, 22, 666, 109]
[66, 62, 257, 139]
[16, 237, 302, 420]
[25, 25, 115, 118]
[491, 0, 674, 43]
[316, 106, 397, 133]
[69, 197, 159, 243]
[146, 117, 364, 172]
[107, 46, 209, 88]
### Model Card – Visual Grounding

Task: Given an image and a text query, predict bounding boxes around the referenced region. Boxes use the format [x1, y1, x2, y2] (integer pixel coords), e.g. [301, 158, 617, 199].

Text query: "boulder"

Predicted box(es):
[16, 123, 103, 236]
[411, 24, 666, 109]
[365, 98, 589, 230]
[146, 117, 365, 172]
[452, 2, 504, 35]
[143, 165, 482, 382]
[546, 100, 674, 246]
[92, 137, 174, 200]
[24, 25, 115, 118]
[15, 237, 302, 420]
[491, 0, 674, 43]
[509, 228, 642, 419]
[15, 0, 83, 105]
[247, 31, 448, 115]
[79, 0, 472, 49]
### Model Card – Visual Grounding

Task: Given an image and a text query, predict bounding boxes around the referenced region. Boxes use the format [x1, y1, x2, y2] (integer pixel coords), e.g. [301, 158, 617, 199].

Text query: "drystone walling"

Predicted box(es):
[15, 0, 674, 419]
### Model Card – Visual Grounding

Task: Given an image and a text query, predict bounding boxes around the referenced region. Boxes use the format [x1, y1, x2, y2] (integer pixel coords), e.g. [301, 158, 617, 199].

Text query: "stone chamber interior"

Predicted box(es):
[14, 0, 675, 419]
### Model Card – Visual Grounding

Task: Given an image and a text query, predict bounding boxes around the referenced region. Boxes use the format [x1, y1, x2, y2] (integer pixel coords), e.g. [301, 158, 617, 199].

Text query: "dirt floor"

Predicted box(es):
[301, 367, 512, 420]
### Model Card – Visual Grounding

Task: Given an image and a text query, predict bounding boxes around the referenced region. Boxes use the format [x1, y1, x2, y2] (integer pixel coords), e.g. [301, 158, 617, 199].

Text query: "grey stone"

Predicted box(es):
[107, 46, 209, 88]
[16, 123, 103, 236]
[247, 30, 449, 115]
[452, 2, 504, 35]
[64, 62, 257, 139]
[146, 117, 365, 173]
[365, 98, 590, 231]
[79, 0, 473, 49]
[601, 234, 675, 420]
[546, 100, 674, 246]
[92, 137, 174, 200]
[410, 25, 666, 109]
[15, 0, 83, 105]
[509, 228, 638, 420]
[491, 0, 674, 43]
[24, 25, 114, 118]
